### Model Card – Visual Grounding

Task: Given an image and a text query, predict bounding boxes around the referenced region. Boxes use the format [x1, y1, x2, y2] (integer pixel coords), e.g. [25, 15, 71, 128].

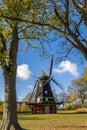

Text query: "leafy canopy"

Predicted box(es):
[0, 0, 53, 66]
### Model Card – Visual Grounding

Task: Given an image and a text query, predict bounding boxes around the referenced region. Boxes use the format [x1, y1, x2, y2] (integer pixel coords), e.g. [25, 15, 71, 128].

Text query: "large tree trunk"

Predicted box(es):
[0, 68, 22, 130]
[0, 25, 24, 130]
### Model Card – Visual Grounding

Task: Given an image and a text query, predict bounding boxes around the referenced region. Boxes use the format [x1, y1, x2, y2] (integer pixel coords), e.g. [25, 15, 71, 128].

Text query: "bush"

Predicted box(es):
[64, 103, 80, 110]
[17, 103, 31, 113]
[0, 102, 4, 112]
[83, 104, 87, 108]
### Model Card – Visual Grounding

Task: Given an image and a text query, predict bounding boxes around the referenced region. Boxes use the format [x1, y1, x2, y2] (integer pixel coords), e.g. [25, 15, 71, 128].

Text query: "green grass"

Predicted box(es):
[1, 112, 87, 130]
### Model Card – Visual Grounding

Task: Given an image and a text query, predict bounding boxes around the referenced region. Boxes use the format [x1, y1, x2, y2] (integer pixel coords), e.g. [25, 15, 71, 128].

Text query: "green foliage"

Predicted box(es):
[20, 103, 31, 112]
[0, 102, 4, 112]
[81, 66, 87, 84]
[0, 0, 51, 67]
[67, 66, 87, 108]
[64, 103, 80, 110]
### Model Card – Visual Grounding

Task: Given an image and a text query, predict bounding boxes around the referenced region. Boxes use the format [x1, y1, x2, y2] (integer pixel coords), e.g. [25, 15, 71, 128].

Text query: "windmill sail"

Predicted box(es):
[49, 55, 54, 76]
[29, 81, 37, 102]
[51, 78, 64, 92]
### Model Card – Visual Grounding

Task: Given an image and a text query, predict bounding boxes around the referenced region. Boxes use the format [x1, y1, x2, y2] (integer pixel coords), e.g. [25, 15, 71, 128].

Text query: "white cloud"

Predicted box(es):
[27, 85, 33, 89]
[17, 64, 32, 80]
[53, 60, 79, 77]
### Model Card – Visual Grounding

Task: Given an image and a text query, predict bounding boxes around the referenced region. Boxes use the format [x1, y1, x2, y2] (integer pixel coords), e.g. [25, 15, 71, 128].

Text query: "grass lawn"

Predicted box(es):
[0, 111, 87, 130]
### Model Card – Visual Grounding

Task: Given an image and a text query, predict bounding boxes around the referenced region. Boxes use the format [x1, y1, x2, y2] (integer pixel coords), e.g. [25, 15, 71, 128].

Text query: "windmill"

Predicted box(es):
[27, 56, 65, 114]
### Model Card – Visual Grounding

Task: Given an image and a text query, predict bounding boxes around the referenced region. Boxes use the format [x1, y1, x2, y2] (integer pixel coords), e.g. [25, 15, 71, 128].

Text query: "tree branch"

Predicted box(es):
[65, 0, 69, 27]
[70, 0, 82, 13]
[55, 6, 66, 25]
[74, 16, 83, 37]
[1, 13, 67, 34]
[0, 33, 6, 52]
[65, 36, 78, 49]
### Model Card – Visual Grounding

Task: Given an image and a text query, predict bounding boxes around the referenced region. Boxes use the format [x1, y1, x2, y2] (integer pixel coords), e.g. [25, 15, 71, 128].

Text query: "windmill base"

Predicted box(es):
[31, 104, 56, 114]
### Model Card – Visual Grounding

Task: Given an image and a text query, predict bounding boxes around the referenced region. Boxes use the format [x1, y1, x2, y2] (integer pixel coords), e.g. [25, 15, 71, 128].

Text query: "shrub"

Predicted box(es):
[0, 102, 4, 112]
[17, 103, 31, 113]
[64, 103, 80, 110]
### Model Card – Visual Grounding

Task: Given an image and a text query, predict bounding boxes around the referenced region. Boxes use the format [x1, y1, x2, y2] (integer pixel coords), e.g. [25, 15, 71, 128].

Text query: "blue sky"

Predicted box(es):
[0, 40, 86, 101]
[0, 0, 87, 101]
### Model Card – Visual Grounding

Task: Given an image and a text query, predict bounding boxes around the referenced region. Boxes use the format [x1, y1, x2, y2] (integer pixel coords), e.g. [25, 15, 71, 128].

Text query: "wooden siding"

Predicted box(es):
[32, 104, 56, 114]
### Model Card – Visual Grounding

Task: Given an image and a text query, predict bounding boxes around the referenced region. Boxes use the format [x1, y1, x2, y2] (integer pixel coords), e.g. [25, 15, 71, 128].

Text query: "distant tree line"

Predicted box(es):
[0, 101, 31, 113]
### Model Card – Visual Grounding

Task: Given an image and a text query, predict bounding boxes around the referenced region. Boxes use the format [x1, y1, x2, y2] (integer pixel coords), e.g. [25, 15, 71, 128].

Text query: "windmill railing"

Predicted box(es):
[27, 96, 64, 104]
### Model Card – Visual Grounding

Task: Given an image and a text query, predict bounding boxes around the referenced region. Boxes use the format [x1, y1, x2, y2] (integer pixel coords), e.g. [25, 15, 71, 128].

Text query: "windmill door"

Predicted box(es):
[45, 106, 50, 114]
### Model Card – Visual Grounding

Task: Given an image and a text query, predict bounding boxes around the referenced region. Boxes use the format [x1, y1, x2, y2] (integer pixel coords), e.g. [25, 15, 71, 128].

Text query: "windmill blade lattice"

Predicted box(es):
[41, 68, 49, 76]
[51, 77, 64, 92]
[30, 73, 38, 79]
[49, 55, 54, 76]
[29, 81, 37, 102]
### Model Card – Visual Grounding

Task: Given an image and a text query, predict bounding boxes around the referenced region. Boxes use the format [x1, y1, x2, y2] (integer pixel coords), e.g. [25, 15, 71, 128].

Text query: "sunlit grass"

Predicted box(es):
[0, 111, 87, 130]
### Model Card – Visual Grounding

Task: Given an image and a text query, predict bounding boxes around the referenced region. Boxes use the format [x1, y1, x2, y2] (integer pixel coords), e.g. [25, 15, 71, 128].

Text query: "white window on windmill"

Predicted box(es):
[45, 97, 48, 102]
[39, 82, 42, 87]
[37, 98, 40, 103]
[44, 90, 48, 95]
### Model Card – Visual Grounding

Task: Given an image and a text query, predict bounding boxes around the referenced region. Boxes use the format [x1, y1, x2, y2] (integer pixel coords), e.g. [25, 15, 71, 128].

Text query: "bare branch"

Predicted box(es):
[65, 0, 69, 27]
[70, 0, 82, 13]
[74, 16, 83, 37]
[65, 36, 78, 49]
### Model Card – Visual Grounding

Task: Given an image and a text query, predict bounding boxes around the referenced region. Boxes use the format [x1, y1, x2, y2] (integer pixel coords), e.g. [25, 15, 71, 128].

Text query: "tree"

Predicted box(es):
[1, 1, 87, 61]
[23, 0, 87, 61]
[67, 66, 87, 107]
[82, 66, 87, 83]
[47, 0, 87, 60]
[0, 0, 49, 130]
[21, 103, 31, 112]
[67, 77, 87, 107]
[67, 85, 78, 103]
[70, 0, 87, 26]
